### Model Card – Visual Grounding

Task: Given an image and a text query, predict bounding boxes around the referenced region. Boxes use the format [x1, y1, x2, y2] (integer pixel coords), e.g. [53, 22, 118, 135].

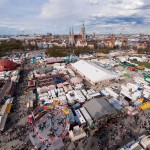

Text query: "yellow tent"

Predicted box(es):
[140, 102, 150, 110]
[53, 100, 60, 105]
[139, 98, 144, 103]
[63, 109, 70, 115]
[5, 104, 12, 113]
[97, 53, 106, 57]
[137, 66, 144, 70]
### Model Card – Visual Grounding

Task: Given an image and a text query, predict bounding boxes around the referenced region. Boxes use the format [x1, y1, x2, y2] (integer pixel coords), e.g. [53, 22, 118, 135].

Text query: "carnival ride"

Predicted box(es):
[29, 100, 70, 142]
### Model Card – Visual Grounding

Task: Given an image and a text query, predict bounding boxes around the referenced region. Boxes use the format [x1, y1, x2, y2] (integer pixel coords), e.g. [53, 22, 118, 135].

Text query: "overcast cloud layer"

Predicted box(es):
[0, 0, 149, 35]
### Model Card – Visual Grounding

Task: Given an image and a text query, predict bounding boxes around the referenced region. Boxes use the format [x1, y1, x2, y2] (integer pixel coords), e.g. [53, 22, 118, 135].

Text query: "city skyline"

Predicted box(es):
[0, 0, 150, 35]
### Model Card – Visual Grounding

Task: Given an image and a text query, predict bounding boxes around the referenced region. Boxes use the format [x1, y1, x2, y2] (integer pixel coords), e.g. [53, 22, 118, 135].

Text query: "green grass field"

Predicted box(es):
[130, 60, 150, 69]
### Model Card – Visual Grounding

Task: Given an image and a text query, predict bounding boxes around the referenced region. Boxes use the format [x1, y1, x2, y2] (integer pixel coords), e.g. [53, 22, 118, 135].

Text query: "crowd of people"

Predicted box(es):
[93, 110, 150, 150]
[0, 59, 34, 150]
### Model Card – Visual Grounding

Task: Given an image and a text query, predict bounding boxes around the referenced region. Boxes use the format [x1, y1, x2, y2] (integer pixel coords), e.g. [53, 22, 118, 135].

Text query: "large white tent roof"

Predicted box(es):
[72, 60, 119, 83]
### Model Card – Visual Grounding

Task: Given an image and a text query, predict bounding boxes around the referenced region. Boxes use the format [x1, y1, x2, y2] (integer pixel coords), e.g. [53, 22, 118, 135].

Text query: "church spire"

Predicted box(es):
[81, 22, 86, 41]
[69, 26, 75, 46]
[72, 26, 74, 36]
[71, 26, 75, 45]
[83, 21, 85, 28]
[69, 28, 71, 36]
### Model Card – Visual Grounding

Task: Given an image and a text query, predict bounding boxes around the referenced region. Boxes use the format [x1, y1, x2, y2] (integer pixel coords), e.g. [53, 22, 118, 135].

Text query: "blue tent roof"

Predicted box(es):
[44, 103, 51, 106]
[108, 98, 123, 110]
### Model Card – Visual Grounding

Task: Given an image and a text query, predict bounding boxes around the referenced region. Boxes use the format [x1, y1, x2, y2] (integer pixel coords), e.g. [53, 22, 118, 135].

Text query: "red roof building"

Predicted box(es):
[75, 40, 87, 47]
[0, 59, 18, 72]
[104, 39, 115, 48]
[74, 35, 82, 41]
[137, 42, 148, 49]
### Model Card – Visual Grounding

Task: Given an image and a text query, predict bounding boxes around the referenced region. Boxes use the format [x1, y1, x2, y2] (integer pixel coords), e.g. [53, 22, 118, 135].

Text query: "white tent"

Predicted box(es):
[72, 60, 119, 85]
[0, 114, 8, 131]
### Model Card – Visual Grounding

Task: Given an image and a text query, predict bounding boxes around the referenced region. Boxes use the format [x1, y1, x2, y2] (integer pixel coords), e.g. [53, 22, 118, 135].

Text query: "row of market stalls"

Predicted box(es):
[26, 66, 90, 110]
[100, 79, 150, 116]
[31, 57, 64, 64]
[0, 58, 23, 131]
[31, 54, 77, 64]
[119, 61, 150, 81]
[121, 81, 150, 111]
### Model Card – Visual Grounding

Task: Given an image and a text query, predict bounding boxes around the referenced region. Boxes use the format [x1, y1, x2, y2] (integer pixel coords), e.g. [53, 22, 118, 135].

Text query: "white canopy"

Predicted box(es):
[72, 60, 119, 84]
[0, 114, 8, 131]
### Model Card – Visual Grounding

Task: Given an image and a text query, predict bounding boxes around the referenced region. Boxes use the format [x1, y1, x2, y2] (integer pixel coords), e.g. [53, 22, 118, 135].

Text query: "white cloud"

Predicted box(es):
[39, 0, 82, 20]
[91, 0, 144, 18]
[123, 0, 144, 9]
[39, 0, 64, 19]
[88, 0, 100, 5]
[0, 0, 149, 34]
[39, 0, 148, 23]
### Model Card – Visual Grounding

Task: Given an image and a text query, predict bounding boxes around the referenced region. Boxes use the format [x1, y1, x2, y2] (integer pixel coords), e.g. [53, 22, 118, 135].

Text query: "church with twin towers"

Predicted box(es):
[69, 23, 86, 46]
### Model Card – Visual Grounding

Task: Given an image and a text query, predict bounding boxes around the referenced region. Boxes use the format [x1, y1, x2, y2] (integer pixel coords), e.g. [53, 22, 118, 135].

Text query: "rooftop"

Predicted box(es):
[83, 97, 116, 121]
[72, 60, 119, 84]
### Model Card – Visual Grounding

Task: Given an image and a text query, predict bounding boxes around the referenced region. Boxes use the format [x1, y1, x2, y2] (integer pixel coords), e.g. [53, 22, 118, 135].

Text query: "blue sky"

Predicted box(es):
[0, 0, 149, 35]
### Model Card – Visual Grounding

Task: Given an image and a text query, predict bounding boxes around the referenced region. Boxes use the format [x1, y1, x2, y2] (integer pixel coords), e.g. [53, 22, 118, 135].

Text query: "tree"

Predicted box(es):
[0, 41, 23, 57]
